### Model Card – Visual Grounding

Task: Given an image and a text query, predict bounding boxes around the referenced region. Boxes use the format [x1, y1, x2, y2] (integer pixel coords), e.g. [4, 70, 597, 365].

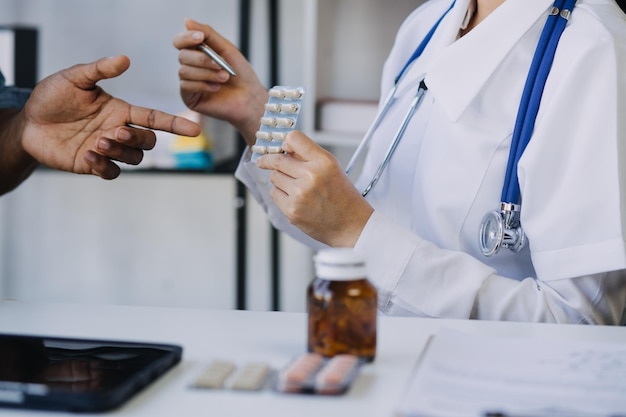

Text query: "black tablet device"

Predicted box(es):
[0, 333, 182, 412]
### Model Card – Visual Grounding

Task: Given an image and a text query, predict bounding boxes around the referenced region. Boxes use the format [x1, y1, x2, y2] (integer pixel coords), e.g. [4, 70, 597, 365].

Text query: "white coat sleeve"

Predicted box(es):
[355, 210, 626, 324]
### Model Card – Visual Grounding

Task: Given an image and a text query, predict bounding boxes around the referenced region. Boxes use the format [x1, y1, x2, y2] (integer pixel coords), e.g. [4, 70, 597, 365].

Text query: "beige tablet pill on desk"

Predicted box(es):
[230, 363, 271, 391]
[193, 360, 236, 389]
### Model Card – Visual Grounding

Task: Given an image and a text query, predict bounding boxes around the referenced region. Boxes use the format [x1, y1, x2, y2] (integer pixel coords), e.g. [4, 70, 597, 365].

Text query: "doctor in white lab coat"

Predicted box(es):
[174, 0, 626, 324]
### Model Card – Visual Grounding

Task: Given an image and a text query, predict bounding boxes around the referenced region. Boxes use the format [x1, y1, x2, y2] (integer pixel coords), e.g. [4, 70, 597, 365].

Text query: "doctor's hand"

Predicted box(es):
[20, 55, 201, 179]
[256, 131, 374, 248]
[173, 18, 268, 146]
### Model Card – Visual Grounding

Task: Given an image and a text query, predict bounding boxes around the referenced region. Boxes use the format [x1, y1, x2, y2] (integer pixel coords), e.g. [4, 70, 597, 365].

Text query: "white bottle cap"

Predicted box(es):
[313, 248, 367, 281]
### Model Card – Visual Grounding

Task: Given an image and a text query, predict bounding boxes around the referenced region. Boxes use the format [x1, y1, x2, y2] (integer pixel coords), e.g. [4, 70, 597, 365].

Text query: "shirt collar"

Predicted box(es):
[424, 0, 556, 122]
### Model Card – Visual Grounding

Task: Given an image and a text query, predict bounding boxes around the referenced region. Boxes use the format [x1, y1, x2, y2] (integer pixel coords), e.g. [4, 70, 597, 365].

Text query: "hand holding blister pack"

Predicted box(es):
[251, 86, 305, 162]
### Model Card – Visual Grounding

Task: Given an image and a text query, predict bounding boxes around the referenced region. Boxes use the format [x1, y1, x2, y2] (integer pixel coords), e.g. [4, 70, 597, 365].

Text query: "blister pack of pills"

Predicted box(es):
[191, 360, 272, 391]
[275, 353, 361, 395]
[250, 86, 305, 162]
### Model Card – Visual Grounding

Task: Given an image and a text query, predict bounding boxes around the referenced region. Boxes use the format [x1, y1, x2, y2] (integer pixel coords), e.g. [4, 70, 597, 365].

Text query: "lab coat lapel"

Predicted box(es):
[425, 0, 556, 122]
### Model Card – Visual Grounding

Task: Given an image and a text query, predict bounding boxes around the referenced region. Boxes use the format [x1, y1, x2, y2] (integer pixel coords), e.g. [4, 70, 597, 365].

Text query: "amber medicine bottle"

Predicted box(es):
[307, 248, 377, 362]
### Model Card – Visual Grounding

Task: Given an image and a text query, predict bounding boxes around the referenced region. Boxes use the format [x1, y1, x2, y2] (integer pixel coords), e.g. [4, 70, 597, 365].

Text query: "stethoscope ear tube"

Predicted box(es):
[361, 82, 428, 197]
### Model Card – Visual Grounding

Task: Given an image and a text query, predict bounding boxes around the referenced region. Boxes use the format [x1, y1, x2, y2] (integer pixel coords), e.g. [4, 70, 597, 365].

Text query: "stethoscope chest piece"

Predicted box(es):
[479, 202, 526, 257]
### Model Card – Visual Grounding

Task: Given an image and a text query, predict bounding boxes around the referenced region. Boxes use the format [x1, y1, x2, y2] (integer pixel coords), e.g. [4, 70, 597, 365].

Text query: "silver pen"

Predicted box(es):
[197, 43, 237, 77]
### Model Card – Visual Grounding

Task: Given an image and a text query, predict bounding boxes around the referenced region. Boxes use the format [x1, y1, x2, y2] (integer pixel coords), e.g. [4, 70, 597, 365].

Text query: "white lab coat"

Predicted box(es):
[236, 0, 626, 323]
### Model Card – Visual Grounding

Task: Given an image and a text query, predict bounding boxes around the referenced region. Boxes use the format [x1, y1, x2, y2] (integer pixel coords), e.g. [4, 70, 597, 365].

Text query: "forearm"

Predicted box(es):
[355, 210, 626, 324]
[473, 270, 626, 324]
[0, 109, 38, 196]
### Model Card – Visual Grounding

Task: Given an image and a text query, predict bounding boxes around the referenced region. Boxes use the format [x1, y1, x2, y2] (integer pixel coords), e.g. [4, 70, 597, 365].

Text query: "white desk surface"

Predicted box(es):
[0, 301, 625, 417]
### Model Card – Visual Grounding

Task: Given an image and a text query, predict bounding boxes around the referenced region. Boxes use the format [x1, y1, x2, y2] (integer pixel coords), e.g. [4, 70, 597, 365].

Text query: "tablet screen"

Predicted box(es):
[0, 333, 182, 412]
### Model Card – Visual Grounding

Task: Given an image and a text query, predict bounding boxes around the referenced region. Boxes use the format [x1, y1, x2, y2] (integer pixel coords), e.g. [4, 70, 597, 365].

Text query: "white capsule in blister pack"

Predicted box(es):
[251, 86, 305, 162]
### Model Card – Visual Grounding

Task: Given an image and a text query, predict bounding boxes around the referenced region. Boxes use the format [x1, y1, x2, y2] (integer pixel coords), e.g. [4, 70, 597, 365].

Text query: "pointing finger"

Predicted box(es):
[127, 105, 201, 137]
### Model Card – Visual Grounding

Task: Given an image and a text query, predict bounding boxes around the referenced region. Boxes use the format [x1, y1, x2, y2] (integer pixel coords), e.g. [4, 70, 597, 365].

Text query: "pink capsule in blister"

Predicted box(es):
[275, 353, 362, 395]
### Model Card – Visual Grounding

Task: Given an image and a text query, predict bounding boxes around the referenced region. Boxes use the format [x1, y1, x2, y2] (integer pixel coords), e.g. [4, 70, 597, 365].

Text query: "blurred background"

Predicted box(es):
[0, 0, 420, 312]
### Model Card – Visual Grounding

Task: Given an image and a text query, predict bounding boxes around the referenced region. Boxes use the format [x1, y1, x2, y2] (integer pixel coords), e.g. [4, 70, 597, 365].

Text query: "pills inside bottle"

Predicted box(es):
[307, 248, 377, 362]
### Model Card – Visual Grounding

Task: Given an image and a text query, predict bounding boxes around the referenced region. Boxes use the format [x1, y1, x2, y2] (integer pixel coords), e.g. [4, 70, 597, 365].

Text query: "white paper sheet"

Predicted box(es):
[396, 328, 626, 417]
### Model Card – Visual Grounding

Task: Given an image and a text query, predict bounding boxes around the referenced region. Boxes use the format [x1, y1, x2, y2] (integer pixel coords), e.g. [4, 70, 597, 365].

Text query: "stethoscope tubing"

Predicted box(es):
[345, 84, 397, 177]
[345, 1, 456, 195]
[361, 82, 428, 197]
[346, 0, 576, 219]
[502, 0, 577, 204]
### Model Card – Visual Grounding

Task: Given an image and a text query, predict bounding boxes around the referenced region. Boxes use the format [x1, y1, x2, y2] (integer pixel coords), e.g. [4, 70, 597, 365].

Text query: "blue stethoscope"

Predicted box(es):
[344, 0, 577, 257]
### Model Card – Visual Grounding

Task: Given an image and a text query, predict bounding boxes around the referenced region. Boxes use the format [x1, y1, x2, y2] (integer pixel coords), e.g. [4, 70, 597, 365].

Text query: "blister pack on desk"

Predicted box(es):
[275, 353, 361, 395]
[251, 86, 305, 162]
[191, 360, 272, 391]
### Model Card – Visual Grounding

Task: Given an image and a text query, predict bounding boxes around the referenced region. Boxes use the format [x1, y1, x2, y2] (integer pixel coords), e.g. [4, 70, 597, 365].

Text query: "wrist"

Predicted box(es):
[235, 88, 269, 147]
[329, 203, 374, 248]
[0, 108, 38, 195]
